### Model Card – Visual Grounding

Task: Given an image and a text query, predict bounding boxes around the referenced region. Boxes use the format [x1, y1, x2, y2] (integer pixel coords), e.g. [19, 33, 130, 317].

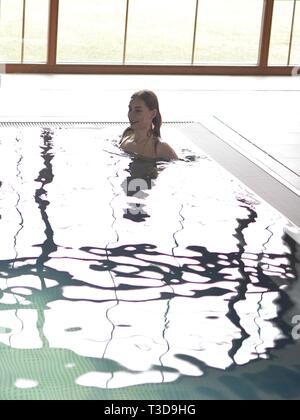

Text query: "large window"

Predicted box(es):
[0, 0, 49, 63]
[0, 0, 299, 73]
[125, 0, 196, 64]
[57, 0, 126, 63]
[194, 0, 264, 65]
[269, 0, 300, 65]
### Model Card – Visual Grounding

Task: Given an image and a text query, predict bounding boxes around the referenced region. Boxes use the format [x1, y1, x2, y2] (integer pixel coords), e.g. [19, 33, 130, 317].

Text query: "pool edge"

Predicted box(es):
[177, 122, 300, 245]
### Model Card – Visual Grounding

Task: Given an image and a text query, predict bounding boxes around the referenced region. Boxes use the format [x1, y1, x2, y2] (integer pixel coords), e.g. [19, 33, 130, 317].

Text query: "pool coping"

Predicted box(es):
[177, 122, 300, 245]
[198, 116, 300, 197]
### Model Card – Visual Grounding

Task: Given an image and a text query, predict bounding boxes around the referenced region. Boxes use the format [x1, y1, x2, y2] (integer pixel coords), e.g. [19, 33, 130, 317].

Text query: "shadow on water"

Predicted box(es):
[0, 129, 299, 399]
[34, 130, 58, 271]
[121, 157, 161, 223]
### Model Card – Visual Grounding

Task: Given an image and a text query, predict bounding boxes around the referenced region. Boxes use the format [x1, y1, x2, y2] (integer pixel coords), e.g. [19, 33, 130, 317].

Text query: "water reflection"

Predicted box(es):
[122, 157, 160, 223]
[0, 239, 298, 388]
[0, 126, 299, 398]
[35, 130, 57, 272]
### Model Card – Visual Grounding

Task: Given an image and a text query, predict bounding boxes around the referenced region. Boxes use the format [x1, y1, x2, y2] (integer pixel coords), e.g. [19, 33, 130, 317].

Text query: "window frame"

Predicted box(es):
[2, 0, 298, 75]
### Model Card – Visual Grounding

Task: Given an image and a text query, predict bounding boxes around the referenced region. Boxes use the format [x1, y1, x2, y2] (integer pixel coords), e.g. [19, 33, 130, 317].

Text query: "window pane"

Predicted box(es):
[57, 0, 126, 64]
[0, 0, 23, 62]
[0, 0, 49, 63]
[23, 0, 49, 63]
[290, 2, 300, 65]
[125, 0, 196, 64]
[194, 0, 264, 64]
[269, 0, 295, 65]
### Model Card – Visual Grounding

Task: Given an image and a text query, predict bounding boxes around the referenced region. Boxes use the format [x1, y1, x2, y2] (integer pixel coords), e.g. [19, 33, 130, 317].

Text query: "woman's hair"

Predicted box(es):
[122, 90, 162, 140]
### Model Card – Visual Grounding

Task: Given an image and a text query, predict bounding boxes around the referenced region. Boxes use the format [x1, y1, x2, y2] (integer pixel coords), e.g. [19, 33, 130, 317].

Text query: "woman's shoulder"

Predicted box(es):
[156, 139, 179, 161]
[122, 127, 134, 138]
[119, 128, 134, 147]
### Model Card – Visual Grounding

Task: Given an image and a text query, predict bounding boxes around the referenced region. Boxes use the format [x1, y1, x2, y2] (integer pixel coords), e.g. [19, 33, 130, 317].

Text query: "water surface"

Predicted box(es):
[0, 125, 299, 400]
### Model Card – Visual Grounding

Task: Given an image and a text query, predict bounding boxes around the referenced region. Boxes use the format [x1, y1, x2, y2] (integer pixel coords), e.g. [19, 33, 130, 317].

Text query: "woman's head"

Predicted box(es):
[128, 90, 162, 137]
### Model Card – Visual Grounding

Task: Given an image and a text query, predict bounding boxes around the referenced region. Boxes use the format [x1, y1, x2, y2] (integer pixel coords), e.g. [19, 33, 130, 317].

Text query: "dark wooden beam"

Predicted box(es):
[259, 0, 274, 67]
[47, 0, 59, 65]
[5, 64, 296, 76]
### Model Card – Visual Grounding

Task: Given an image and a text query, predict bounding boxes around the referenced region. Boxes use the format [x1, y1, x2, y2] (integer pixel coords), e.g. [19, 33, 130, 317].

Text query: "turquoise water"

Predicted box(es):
[0, 125, 299, 400]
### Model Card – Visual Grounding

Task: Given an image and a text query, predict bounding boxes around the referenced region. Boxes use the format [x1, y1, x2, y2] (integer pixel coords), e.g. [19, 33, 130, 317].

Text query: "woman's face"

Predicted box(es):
[128, 98, 156, 132]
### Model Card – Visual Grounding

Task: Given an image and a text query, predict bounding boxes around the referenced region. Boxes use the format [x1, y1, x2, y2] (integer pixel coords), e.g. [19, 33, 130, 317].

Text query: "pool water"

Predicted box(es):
[0, 125, 299, 400]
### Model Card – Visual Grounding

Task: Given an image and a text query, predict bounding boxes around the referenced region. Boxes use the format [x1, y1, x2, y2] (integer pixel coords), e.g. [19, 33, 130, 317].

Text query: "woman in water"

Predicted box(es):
[119, 90, 178, 161]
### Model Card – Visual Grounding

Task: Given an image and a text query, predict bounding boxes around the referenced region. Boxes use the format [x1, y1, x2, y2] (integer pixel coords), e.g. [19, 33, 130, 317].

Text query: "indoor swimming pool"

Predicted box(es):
[0, 124, 299, 400]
